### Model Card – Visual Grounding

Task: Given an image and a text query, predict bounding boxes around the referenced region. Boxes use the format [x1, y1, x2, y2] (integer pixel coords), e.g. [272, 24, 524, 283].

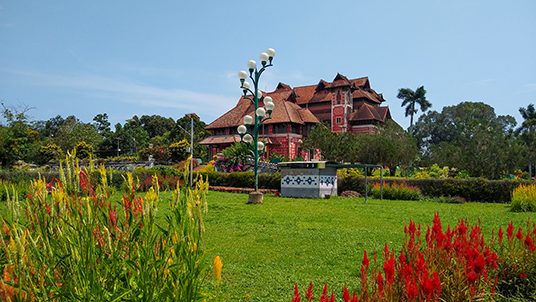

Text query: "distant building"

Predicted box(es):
[200, 73, 392, 160]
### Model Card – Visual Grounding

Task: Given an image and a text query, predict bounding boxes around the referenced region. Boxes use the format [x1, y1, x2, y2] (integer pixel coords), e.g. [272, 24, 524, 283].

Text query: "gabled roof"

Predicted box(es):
[205, 88, 319, 130]
[330, 73, 352, 88]
[206, 73, 388, 129]
[352, 89, 382, 104]
[348, 103, 391, 123]
[206, 97, 252, 129]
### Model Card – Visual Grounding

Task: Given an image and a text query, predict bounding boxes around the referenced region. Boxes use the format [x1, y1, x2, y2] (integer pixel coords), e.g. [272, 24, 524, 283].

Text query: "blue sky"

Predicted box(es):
[1, 0, 535, 128]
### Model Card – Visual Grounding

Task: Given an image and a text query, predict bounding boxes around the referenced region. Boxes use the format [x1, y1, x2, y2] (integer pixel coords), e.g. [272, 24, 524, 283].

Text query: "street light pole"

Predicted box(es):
[236, 48, 276, 204]
[177, 114, 196, 188]
[190, 115, 194, 188]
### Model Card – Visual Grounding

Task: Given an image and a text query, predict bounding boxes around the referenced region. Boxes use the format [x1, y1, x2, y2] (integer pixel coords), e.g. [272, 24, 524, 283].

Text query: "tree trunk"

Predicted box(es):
[410, 101, 415, 128]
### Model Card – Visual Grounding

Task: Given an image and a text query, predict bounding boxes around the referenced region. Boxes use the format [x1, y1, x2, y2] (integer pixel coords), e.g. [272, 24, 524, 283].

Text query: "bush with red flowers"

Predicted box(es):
[292, 214, 536, 301]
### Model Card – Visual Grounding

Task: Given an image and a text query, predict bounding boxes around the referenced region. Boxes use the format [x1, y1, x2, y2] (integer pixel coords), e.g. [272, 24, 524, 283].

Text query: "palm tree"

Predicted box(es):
[397, 86, 431, 128]
[517, 103, 536, 178]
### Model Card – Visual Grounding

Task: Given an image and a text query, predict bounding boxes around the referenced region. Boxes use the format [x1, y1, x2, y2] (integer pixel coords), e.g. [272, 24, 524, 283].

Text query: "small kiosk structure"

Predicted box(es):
[279, 161, 339, 198]
[279, 161, 384, 201]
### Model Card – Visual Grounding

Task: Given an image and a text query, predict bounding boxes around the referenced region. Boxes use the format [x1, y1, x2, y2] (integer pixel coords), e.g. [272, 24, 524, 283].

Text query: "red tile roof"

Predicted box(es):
[205, 88, 319, 129]
[199, 134, 240, 145]
[348, 103, 390, 123]
[206, 73, 388, 130]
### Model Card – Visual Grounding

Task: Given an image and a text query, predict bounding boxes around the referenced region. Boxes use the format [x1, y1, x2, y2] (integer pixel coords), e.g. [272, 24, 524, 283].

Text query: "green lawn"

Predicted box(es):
[1, 191, 533, 301]
[195, 191, 533, 301]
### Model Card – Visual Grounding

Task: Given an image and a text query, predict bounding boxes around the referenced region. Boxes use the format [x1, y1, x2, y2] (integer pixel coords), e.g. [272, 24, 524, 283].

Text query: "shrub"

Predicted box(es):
[0, 164, 209, 300]
[371, 182, 422, 200]
[73, 141, 94, 159]
[195, 171, 281, 190]
[511, 184, 536, 212]
[38, 143, 63, 164]
[169, 139, 190, 162]
[338, 176, 531, 203]
[291, 215, 536, 301]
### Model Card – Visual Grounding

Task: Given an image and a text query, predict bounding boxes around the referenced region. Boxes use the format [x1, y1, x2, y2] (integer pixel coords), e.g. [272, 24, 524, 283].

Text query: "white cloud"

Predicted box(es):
[1, 68, 237, 119]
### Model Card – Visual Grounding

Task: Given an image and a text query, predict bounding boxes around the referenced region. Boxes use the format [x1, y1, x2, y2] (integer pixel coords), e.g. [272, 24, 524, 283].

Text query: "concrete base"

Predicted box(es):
[247, 191, 264, 204]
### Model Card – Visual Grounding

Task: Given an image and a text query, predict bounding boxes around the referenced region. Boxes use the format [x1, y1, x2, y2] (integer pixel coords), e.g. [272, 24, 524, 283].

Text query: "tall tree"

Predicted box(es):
[398, 86, 431, 128]
[413, 101, 525, 179]
[517, 103, 536, 178]
[93, 113, 111, 135]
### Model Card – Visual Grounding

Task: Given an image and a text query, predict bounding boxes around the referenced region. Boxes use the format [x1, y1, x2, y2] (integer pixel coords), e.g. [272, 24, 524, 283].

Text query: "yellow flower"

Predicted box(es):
[213, 255, 223, 282]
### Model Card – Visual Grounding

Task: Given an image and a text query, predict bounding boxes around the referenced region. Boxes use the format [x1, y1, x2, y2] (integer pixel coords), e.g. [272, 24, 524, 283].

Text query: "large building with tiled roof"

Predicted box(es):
[200, 73, 392, 159]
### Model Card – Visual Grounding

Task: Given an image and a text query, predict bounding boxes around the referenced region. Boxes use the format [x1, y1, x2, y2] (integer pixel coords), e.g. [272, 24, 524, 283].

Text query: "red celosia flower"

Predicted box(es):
[351, 293, 358, 302]
[329, 292, 335, 302]
[405, 279, 418, 300]
[109, 205, 117, 231]
[524, 233, 535, 252]
[519, 272, 528, 280]
[507, 222, 514, 241]
[342, 286, 350, 302]
[466, 270, 478, 283]
[516, 227, 523, 240]
[383, 254, 395, 285]
[422, 274, 434, 299]
[498, 227, 504, 245]
[306, 281, 314, 302]
[292, 284, 301, 302]
[376, 272, 384, 297]
[320, 284, 328, 302]
[362, 250, 369, 270]
[432, 272, 441, 297]
[473, 254, 486, 274]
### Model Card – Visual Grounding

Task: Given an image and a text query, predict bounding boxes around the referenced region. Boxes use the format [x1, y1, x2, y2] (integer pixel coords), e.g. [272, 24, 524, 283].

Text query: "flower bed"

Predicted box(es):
[292, 214, 536, 301]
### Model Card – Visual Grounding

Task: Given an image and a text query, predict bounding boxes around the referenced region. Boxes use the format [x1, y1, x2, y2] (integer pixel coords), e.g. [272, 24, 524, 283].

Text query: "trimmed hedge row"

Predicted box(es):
[1, 170, 534, 203]
[339, 177, 535, 203]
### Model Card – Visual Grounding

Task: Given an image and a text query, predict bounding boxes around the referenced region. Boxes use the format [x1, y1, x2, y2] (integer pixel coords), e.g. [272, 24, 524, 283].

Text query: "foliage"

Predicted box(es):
[371, 182, 422, 200]
[517, 103, 536, 178]
[74, 141, 94, 159]
[291, 214, 536, 301]
[169, 139, 190, 162]
[0, 104, 40, 166]
[37, 142, 63, 164]
[53, 116, 103, 152]
[412, 101, 526, 179]
[303, 121, 418, 170]
[215, 143, 253, 172]
[339, 176, 532, 203]
[189, 191, 535, 301]
[413, 164, 450, 179]
[397, 85, 431, 128]
[195, 171, 281, 190]
[0, 163, 209, 301]
[494, 221, 536, 299]
[171, 114, 211, 161]
[511, 184, 536, 212]
[139, 145, 170, 162]
[337, 168, 364, 178]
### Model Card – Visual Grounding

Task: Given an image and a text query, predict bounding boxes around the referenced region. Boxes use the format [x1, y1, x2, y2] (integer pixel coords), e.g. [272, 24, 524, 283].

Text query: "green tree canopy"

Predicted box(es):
[412, 101, 525, 179]
[398, 86, 431, 128]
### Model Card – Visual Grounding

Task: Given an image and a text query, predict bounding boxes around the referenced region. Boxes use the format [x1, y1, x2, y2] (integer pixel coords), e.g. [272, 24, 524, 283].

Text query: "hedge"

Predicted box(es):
[338, 177, 535, 203]
[1, 170, 534, 203]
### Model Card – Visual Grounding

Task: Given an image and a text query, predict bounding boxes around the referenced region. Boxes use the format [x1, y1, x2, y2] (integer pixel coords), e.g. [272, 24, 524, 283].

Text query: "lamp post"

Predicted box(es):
[176, 113, 196, 188]
[236, 48, 276, 204]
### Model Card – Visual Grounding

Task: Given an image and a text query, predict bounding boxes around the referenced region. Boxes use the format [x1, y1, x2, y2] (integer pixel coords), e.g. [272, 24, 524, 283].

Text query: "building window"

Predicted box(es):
[273, 124, 287, 134]
[214, 128, 226, 135]
[336, 91, 342, 104]
[336, 117, 342, 124]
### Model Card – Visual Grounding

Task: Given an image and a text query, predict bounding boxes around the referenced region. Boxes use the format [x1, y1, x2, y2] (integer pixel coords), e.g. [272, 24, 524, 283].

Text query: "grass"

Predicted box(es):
[1, 190, 534, 301]
[197, 192, 532, 301]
